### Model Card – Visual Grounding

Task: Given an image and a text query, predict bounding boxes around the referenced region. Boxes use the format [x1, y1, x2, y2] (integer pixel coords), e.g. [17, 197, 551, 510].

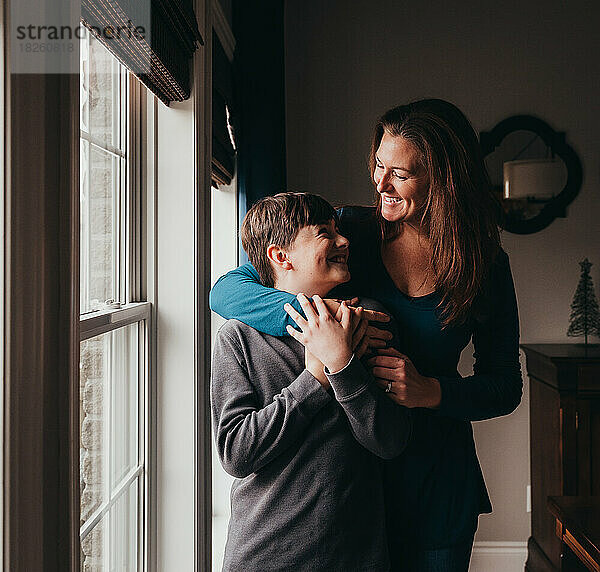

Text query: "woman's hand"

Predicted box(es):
[325, 297, 393, 353]
[284, 294, 354, 373]
[367, 347, 442, 409]
[364, 324, 393, 351]
[324, 298, 390, 326]
[350, 307, 370, 359]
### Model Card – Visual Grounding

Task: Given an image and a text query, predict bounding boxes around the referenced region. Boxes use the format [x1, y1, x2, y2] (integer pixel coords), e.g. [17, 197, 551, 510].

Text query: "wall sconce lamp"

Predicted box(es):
[503, 158, 566, 201]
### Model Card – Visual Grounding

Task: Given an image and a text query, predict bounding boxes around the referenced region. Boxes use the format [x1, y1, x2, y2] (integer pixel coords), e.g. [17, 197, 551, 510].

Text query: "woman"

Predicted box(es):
[210, 99, 522, 571]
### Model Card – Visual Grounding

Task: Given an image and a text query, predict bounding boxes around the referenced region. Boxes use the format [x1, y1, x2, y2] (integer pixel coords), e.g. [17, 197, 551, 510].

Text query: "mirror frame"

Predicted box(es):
[480, 115, 583, 234]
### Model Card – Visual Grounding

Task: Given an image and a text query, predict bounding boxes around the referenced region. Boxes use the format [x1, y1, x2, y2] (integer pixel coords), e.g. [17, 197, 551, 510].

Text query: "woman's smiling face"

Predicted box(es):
[373, 132, 430, 225]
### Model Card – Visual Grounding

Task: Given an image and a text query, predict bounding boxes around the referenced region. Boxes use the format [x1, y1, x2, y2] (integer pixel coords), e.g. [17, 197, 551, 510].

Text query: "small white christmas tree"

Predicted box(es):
[567, 258, 600, 346]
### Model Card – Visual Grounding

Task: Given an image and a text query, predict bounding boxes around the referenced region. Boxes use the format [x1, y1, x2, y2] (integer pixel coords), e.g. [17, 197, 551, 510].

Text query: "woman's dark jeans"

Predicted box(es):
[390, 526, 477, 572]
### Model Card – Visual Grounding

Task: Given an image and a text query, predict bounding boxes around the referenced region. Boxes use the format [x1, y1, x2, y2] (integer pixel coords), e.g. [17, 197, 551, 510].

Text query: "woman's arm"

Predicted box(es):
[211, 325, 332, 478]
[368, 252, 522, 421]
[435, 252, 523, 421]
[209, 263, 303, 337]
[210, 262, 390, 338]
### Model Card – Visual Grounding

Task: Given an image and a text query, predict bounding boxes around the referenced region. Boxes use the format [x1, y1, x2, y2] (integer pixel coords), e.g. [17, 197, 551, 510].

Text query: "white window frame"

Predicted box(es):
[78, 35, 152, 570]
[79, 302, 151, 566]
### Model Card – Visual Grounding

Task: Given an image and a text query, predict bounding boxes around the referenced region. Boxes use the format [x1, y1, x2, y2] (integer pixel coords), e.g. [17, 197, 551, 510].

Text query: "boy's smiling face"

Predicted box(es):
[275, 219, 350, 297]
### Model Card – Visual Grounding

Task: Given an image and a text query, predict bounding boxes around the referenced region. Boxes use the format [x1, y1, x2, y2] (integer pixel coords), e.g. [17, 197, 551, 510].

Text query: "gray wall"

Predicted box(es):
[284, 0, 600, 543]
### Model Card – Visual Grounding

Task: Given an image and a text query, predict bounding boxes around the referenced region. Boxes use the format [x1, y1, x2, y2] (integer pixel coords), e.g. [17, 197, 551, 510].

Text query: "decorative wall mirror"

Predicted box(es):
[480, 115, 583, 234]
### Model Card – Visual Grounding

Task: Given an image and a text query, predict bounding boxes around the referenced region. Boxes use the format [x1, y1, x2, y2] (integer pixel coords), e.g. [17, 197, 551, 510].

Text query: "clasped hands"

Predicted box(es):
[284, 294, 441, 408]
[284, 294, 370, 389]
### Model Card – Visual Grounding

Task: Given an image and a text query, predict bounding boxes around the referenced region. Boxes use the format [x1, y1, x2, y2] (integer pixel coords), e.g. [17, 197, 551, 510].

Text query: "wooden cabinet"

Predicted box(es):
[548, 497, 600, 572]
[523, 344, 600, 572]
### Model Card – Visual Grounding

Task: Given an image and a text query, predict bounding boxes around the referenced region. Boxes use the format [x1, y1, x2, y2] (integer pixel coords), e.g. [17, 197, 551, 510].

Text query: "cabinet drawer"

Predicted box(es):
[578, 365, 600, 391]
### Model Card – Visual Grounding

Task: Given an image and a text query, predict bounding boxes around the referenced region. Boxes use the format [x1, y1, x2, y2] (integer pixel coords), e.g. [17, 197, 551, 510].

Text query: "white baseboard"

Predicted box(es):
[469, 541, 527, 572]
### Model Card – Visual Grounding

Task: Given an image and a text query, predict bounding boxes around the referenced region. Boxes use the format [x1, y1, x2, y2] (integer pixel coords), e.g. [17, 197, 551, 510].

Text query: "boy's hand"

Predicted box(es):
[304, 349, 330, 390]
[284, 293, 353, 373]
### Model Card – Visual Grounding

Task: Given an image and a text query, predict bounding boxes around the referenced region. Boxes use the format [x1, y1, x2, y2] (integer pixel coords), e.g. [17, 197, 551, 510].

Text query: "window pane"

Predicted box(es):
[80, 139, 90, 311]
[80, 32, 90, 133]
[110, 479, 139, 571]
[211, 179, 238, 571]
[80, 479, 139, 572]
[81, 145, 122, 313]
[80, 30, 127, 314]
[80, 324, 140, 529]
[110, 324, 139, 488]
[81, 509, 107, 571]
[80, 334, 107, 526]
[88, 32, 124, 150]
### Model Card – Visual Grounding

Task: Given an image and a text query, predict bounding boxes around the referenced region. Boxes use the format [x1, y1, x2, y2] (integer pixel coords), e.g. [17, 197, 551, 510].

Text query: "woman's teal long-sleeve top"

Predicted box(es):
[209, 205, 523, 549]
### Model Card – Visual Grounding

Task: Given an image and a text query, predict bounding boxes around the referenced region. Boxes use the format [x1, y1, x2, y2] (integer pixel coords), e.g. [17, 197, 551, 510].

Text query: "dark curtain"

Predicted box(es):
[233, 0, 287, 262]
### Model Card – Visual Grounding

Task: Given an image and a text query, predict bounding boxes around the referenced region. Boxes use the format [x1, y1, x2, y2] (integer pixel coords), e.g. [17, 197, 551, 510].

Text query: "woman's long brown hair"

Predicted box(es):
[368, 99, 503, 328]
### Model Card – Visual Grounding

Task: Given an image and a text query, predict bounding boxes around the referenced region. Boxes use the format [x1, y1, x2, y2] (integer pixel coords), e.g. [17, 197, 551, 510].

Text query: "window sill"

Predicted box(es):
[80, 301, 151, 341]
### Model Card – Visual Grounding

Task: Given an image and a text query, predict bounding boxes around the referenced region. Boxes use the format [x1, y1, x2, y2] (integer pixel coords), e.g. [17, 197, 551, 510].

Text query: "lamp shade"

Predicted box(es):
[503, 159, 566, 199]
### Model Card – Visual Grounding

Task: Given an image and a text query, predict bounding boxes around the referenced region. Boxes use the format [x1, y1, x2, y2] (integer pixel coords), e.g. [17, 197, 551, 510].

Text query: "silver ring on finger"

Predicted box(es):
[385, 381, 393, 393]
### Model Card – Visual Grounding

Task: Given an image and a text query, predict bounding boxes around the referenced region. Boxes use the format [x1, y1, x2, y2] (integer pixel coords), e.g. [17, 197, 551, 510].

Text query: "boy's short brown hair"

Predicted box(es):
[241, 192, 339, 287]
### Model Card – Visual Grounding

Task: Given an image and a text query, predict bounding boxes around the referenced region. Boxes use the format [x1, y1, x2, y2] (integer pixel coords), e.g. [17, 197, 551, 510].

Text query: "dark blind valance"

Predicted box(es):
[212, 30, 235, 186]
[81, 0, 203, 105]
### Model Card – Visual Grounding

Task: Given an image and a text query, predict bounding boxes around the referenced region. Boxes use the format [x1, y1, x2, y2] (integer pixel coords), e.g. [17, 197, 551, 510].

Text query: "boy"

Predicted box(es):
[211, 192, 411, 571]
